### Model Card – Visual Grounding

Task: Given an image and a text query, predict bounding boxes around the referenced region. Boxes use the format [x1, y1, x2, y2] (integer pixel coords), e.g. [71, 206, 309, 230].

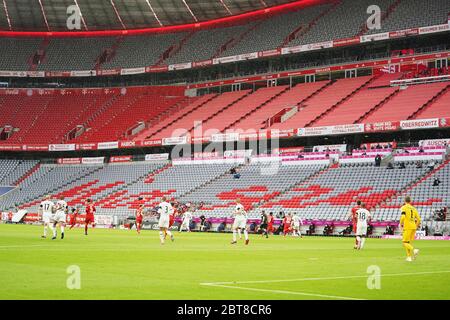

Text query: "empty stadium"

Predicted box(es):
[0, 0, 449, 302]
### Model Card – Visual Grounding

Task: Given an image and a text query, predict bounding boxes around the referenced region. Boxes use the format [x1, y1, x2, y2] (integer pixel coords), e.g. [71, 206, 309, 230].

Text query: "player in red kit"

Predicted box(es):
[85, 199, 96, 235]
[69, 207, 79, 230]
[348, 200, 362, 249]
[135, 204, 144, 234]
[283, 213, 293, 236]
[267, 212, 274, 235]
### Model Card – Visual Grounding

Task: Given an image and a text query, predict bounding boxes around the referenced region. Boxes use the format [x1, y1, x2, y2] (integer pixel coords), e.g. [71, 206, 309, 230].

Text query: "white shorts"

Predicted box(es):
[233, 215, 247, 229]
[181, 219, 190, 226]
[42, 212, 53, 224]
[52, 211, 66, 223]
[158, 216, 170, 229]
[356, 222, 368, 236]
[293, 222, 300, 229]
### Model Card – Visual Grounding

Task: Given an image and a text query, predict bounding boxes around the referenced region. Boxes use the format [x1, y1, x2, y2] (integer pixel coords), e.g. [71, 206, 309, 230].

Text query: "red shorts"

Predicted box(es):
[283, 224, 291, 233]
[268, 224, 274, 232]
[136, 218, 143, 224]
[85, 215, 95, 224]
[169, 216, 174, 227]
[352, 223, 357, 233]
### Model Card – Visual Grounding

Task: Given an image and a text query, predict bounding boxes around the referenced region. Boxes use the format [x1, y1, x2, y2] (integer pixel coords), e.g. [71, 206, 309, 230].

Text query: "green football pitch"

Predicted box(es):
[0, 224, 449, 300]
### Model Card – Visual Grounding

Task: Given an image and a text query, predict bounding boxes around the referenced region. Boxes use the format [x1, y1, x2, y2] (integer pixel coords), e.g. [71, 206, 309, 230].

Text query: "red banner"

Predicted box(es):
[439, 118, 450, 128]
[77, 143, 97, 150]
[23, 145, 49, 151]
[333, 37, 360, 47]
[146, 65, 169, 73]
[110, 155, 132, 163]
[141, 139, 162, 147]
[57, 158, 82, 164]
[273, 147, 305, 154]
[0, 144, 23, 151]
[193, 60, 213, 68]
[364, 121, 400, 132]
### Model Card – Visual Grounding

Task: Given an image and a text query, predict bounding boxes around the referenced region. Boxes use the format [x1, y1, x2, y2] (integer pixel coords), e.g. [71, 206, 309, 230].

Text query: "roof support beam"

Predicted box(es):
[37, 0, 50, 31]
[73, 0, 88, 31]
[145, 0, 163, 27]
[182, 0, 198, 22]
[2, 0, 12, 31]
[218, 0, 232, 15]
[110, 0, 126, 29]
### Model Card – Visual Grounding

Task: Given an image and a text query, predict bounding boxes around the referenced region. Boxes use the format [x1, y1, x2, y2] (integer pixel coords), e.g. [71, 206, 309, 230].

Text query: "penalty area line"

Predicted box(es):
[201, 283, 364, 300]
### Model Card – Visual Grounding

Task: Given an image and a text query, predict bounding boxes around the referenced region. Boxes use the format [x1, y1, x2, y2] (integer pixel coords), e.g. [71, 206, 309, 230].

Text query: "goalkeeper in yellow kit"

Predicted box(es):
[399, 196, 421, 262]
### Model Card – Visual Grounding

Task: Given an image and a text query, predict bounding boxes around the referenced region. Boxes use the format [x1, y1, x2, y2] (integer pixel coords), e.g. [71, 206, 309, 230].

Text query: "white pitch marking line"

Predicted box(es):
[202, 283, 364, 300]
[201, 270, 450, 286]
[0, 244, 56, 249]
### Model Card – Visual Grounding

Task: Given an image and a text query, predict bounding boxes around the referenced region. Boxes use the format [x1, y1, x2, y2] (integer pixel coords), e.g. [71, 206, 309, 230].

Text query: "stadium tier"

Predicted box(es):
[0, 0, 449, 71]
[1, 151, 449, 224]
[1, 76, 450, 145]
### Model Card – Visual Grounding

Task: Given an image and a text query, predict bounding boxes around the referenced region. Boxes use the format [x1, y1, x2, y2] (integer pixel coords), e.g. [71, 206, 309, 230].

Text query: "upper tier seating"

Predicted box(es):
[137, 94, 216, 140]
[287, 0, 395, 46]
[227, 81, 330, 132]
[366, 0, 450, 35]
[220, 4, 332, 57]
[0, 38, 41, 71]
[101, 33, 187, 69]
[200, 86, 289, 134]
[150, 90, 250, 139]
[37, 37, 117, 71]
[0, 0, 448, 70]
[0, 87, 186, 144]
[414, 86, 450, 119]
[269, 76, 373, 130]
[363, 82, 449, 123]
[313, 85, 399, 126]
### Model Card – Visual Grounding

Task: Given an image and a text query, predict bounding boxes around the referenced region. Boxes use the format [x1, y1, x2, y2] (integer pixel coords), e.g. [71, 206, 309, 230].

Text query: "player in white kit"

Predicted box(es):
[39, 195, 55, 238]
[355, 203, 371, 250]
[231, 199, 249, 245]
[51, 196, 68, 240]
[179, 205, 193, 233]
[292, 213, 303, 237]
[158, 197, 174, 244]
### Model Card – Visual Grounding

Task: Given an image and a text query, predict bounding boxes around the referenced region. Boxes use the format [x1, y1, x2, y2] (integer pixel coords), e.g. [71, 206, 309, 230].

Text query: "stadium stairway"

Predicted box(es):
[282, 1, 340, 48]
[409, 84, 450, 120]
[269, 77, 373, 130]
[374, 158, 450, 220]
[256, 163, 334, 212]
[221, 86, 291, 132]
[363, 82, 450, 123]
[211, 21, 263, 59]
[314, 73, 403, 126]
[357, 0, 403, 36]
[137, 94, 217, 140]
[227, 81, 331, 132]
[182, 163, 247, 199]
[306, 75, 375, 127]
[155, 31, 195, 66]
[151, 91, 250, 139]
[144, 163, 172, 184]
[199, 86, 290, 134]
[130, 96, 192, 139]
[13, 162, 41, 186]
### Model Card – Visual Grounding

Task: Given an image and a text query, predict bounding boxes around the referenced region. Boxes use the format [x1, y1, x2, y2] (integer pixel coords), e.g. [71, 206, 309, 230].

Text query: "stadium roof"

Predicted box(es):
[0, 0, 306, 33]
